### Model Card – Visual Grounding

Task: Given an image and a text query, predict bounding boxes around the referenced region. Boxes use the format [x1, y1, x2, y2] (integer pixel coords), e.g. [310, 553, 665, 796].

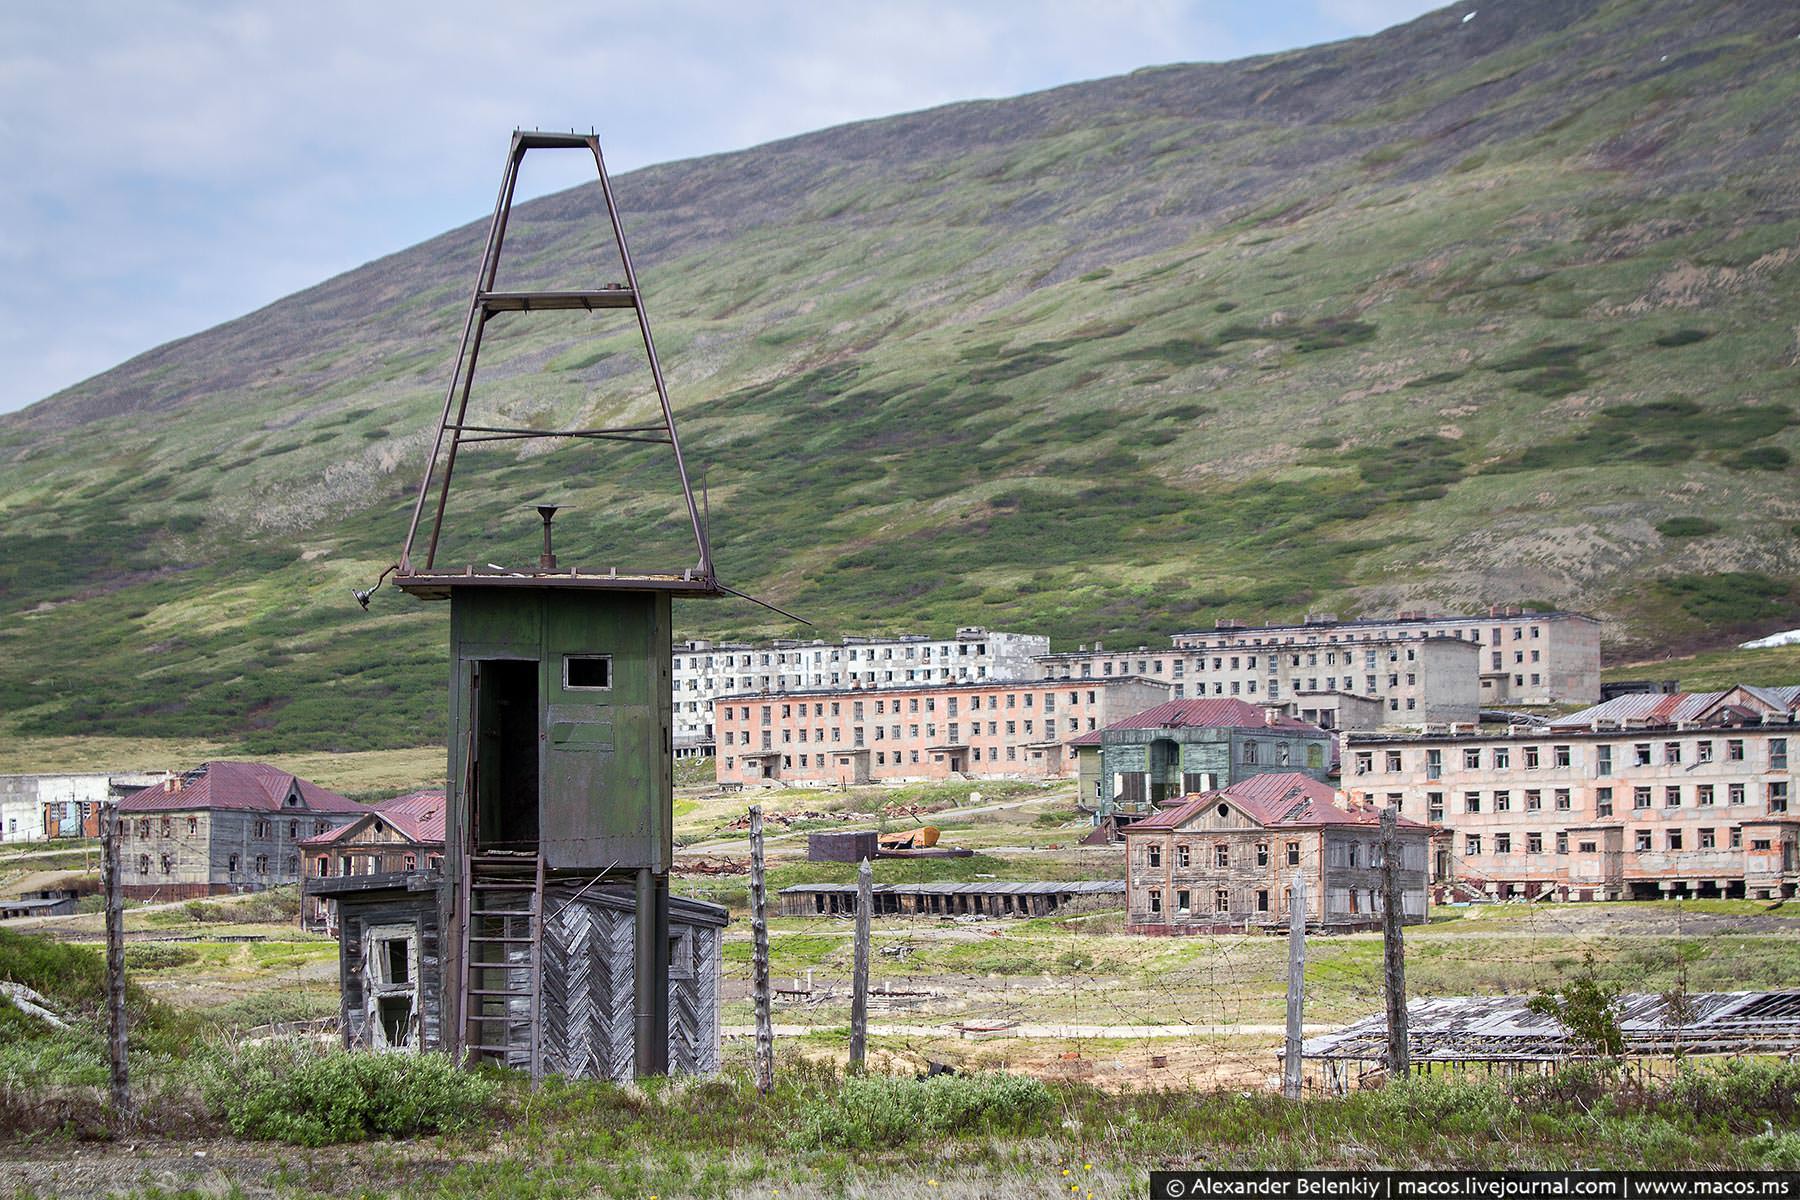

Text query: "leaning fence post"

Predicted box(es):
[749, 805, 774, 1095]
[849, 857, 872, 1073]
[1380, 805, 1410, 1080]
[102, 801, 131, 1122]
[1283, 871, 1306, 1100]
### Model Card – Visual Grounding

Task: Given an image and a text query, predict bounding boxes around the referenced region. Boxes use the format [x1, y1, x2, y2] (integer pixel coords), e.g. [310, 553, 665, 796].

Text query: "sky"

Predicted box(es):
[0, 0, 1442, 416]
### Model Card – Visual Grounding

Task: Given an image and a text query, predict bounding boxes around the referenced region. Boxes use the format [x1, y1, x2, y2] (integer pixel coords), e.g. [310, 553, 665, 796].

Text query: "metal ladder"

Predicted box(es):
[458, 851, 546, 1082]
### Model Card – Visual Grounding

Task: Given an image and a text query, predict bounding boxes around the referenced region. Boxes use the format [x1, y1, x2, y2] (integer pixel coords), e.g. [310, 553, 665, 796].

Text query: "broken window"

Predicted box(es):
[363, 923, 420, 1051]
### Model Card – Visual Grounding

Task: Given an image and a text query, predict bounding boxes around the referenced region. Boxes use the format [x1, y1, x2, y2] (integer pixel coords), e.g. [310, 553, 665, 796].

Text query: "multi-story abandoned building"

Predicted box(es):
[300, 790, 446, 931]
[1343, 684, 1800, 901]
[714, 676, 1170, 787]
[1067, 698, 1334, 820]
[1035, 607, 1598, 723]
[1123, 772, 1432, 934]
[672, 627, 1048, 757]
[117, 762, 366, 899]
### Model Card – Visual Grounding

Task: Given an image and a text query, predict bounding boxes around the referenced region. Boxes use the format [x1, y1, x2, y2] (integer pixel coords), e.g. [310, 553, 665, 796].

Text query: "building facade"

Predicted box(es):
[672, 627, 1049, 756]
[316, 872, 726, 1076]
[714, 676, 1170, 787]
[1123, 773, 1432, 934]
[301, 790, 445, 930]
[0, 771, 172, 843]
[1068, 699, 1334, 818]
[1343, 685, 1800, 901]
[1034, 607, 1597, 720]
[117, 762, 366, 899]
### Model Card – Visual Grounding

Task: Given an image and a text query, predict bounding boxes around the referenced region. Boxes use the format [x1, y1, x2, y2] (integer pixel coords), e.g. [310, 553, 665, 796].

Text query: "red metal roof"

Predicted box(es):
[299, 789, 445, 848]
[1128, 772, 1428, 832]
[1067, 698, 1324, 747]
[120, 761, 365, 815]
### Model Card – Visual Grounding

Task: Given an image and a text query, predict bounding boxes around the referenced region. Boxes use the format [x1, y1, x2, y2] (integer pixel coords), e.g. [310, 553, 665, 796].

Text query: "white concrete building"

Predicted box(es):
[0, 771, 174, 842]
[672, 627, 1049, 756]
[1037, 630, 1480, 729]
[1033, 607, 1598, 728]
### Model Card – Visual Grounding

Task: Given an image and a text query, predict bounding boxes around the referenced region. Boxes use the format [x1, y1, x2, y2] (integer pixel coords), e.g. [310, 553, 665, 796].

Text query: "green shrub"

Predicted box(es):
[790, 1072, 1055, 1150]
[201, 1039, 497, 1146]
[1656, 518, 1720, 539]
[1656, 572, 1792, 625]
[125, 944, 199, 971]
[181, 886, 300, 924]
[1527, 954, 1624, 1058]
[1369, 1074, 1515, 1133]
[1666, 1059, 1800, 1128]
[1730, 446, 1791, 471]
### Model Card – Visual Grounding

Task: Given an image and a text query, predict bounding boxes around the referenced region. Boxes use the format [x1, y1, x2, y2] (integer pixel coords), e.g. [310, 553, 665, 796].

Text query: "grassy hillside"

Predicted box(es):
[2, 0, 1799, 755]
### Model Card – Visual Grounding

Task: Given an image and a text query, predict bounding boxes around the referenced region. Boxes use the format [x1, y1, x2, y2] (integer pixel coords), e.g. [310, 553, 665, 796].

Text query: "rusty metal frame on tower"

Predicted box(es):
[396, 129, 715, 596]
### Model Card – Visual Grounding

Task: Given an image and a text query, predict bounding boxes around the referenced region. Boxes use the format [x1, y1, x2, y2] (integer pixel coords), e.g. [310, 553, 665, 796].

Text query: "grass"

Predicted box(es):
[6, 866, 1800, 1183]
[1, 5, 1799, 754]
[1605, 641, 1800, 691]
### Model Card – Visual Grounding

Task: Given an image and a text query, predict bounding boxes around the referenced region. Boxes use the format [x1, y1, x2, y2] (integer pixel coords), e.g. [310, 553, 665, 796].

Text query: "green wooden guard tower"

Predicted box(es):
[390, 130, 720, 1081]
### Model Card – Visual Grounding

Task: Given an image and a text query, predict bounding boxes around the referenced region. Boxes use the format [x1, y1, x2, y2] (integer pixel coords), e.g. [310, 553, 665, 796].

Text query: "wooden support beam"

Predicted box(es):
[1380, 806, 1410, 1079]
[749, 806, 773, 1095]
[102, 801, 130, 1123]
[849, 858, 871, 1072]
[1283, 871, 1306, 1101]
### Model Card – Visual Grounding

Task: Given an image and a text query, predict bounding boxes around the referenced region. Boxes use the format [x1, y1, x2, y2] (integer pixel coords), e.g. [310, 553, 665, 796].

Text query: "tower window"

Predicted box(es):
[564, 655, 612, 690]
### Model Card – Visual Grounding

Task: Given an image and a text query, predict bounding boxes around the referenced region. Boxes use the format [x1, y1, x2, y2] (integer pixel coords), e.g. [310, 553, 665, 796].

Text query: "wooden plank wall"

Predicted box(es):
[336, 891, 443, 1052]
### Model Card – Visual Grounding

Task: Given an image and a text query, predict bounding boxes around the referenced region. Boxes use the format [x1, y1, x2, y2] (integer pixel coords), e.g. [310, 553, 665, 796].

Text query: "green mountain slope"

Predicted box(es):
[3, 0, 1799, 754]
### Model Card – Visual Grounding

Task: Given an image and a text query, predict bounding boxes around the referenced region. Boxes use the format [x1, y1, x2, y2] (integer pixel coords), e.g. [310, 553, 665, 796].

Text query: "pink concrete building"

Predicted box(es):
[1344, 684, 1800, 901]
[715, 677, 1169, 786]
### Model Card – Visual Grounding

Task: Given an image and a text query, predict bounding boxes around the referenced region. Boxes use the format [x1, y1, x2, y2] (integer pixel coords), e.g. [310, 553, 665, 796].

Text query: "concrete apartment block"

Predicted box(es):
[1034, 607, 1598, 725]
[1343, 685, 1800, 901]
[1038, 628, 1481, 728]
[714, 676, 1170, 787]
[672, 627, 1049, 756]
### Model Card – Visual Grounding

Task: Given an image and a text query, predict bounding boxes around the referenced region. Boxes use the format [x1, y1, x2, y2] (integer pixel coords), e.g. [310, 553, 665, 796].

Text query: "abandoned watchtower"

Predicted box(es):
[379, 130, 726, 1081]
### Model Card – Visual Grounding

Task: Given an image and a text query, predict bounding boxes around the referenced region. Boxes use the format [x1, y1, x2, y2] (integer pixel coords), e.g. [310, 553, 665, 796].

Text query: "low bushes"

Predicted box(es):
[790, 1072, 1055, 1150]
[199, 1039, 498, 1146]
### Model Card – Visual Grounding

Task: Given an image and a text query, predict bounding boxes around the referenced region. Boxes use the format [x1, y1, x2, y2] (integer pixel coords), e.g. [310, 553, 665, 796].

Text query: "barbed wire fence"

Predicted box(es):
[711, 793, 1767, 1095]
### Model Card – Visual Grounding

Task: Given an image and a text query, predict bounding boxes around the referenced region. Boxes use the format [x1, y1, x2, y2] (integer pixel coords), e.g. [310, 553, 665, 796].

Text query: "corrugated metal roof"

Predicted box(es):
[299, 789, 445, 848]
[119, 761, 365, 816]
[1300, 990, 1800, 1062]
[1069, 699, 1324, 748]
[779, 880, 1125, 897]
[1551, 684, 1800, 730]
[1129, 772, 1427, 832]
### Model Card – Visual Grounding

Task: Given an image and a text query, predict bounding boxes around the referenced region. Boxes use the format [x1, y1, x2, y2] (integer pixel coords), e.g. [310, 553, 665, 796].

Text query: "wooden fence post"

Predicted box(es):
[1380, 805, 1410, 1079]
[101, 801, 131, 1122]
[749, 805, 774, 1095]
[849, 857, 871, 1073]
[1282, 871, 1306, 1100]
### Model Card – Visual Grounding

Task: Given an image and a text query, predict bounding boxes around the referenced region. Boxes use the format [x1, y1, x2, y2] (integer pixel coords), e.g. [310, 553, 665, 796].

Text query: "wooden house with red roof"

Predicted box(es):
[117, 762, 367, 899]
[300, 790, 446, 931]
[1069, 698, 1335, 836]
[1122, 772, 1431, 934]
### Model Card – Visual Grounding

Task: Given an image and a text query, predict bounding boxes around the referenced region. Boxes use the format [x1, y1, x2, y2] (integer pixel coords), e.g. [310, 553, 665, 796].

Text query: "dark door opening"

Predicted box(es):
[376, 994, 415, 1047]
[475, 658, 539, 850]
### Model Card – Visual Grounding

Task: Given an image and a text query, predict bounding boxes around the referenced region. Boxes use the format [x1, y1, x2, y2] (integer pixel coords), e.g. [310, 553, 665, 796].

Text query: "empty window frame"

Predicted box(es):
[564, 654, 612, 690]
[363, 923, 420, 1051]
